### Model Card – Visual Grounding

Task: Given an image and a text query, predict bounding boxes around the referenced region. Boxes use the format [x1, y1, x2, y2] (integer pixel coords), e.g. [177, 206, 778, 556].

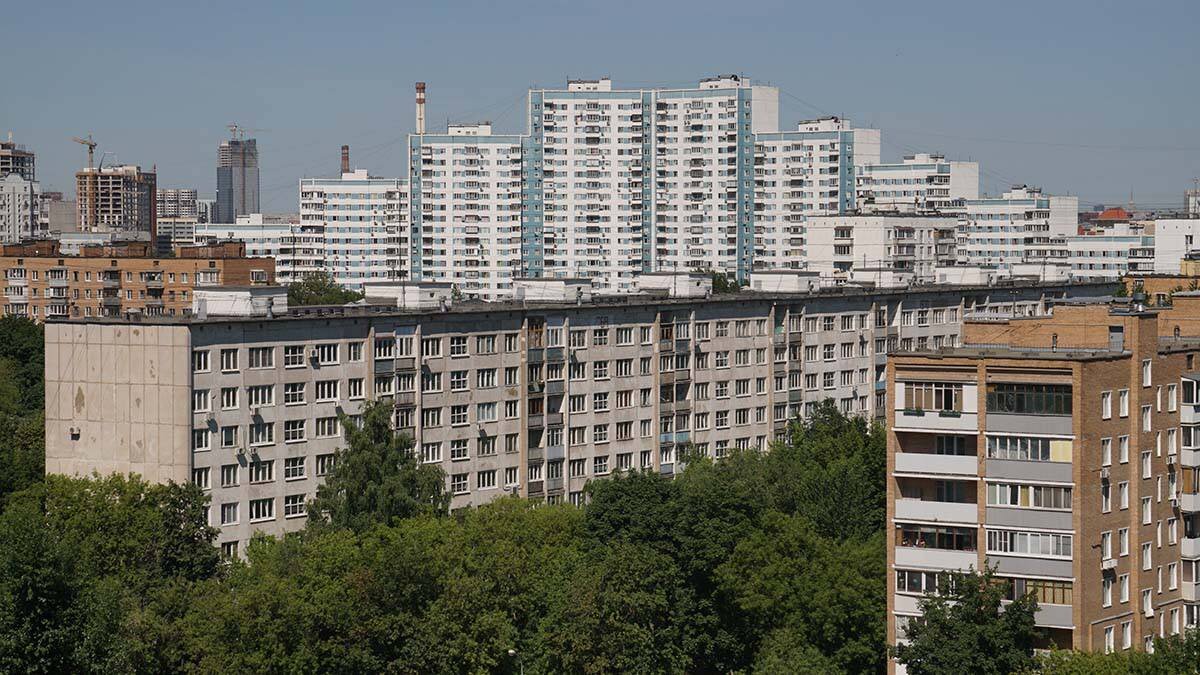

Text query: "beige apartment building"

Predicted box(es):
[888, 293, 1200, 668]
[45, 280, 1110, 556]
[1, 240, 274, 321]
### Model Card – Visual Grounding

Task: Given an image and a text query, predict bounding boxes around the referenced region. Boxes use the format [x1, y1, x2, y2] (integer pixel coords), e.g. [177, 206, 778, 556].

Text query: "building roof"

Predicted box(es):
[44, 279, 1114, 327]
[1097, 207, 1132, 222]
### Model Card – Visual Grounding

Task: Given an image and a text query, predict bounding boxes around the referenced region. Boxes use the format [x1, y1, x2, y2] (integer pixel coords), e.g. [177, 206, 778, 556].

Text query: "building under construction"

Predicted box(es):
[216, 134, 259, 223]
[0, 136, 36, 180]
[74, 164, 157, 235]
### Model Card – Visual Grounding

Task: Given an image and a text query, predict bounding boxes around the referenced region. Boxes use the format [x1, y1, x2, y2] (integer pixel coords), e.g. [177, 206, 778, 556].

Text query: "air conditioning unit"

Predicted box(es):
[1168, 454, 1177, 466]
[309, 347, 321, 360]
[236, 445, 247, 457]
[1100, 467, 1111, 480]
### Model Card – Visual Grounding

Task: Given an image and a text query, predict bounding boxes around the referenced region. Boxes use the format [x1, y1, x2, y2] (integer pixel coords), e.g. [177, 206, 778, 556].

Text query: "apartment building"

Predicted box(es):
[887, 295, 1200, 668]
[409, 123, 523, 299]
[157, 188, 199, 218]
[1061, 223, 1156, 282]
[195, 214, 320, 285]
[805, 215, 958, 283]
[75, 165, 157, 235]
[955, 185, 1079, 270]
[0, 173, 41, 243]
[856, 153, 979, 214]
[0, 240, 274, 321]
[45, 279, 1112, 554]
[753, 117, 882, 271]
[0, 136, 36, 180]
[300, 169, 407, 289]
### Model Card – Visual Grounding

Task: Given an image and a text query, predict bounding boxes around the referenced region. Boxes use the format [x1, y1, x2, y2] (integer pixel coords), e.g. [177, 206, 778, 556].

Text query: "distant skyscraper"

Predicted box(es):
[216, 137, 259, 223]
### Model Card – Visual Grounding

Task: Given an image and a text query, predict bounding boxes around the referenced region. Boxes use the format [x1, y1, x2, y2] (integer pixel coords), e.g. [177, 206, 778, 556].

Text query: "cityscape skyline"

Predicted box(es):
[2, 1, 1198, 212]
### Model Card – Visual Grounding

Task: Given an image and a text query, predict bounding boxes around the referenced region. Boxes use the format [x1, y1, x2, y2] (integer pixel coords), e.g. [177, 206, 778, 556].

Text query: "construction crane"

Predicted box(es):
[226, 123, 268, 140]
[72, 134, 99, 230]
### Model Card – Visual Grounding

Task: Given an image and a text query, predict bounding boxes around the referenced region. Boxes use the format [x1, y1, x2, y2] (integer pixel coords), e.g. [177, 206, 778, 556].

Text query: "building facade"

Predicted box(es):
[0, 136, 36, 181]
[195, 214, 319, 285]
[75, 165, 157, 235]
[955, 186, 1079, 270]
[887, 297, 1200, 667]
[158, 188, 199, 218]
[0, 173, 41, 243]
[856, 153, 979, 214]
[805, 215, 958, 283]
[1, 240, 274, 321]
[300, 169, 407, 290]
[46, 280, 1113, 554]
[216, 138, 260, 224]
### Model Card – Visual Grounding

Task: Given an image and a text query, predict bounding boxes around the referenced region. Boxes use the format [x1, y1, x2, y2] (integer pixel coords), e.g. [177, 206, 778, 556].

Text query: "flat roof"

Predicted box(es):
[44, 279, 1115, 328]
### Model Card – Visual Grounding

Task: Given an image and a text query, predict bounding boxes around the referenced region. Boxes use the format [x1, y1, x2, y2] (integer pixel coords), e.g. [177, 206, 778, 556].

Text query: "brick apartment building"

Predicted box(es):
[888, 293, 1200, 667]
[0, 240, 274, 321]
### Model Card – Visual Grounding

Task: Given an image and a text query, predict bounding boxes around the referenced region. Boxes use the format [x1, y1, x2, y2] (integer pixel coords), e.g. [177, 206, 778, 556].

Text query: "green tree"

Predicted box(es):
[711, 270, 740, 294]
[0, 474, 218, 673]
[0, 316, 44, 415]
[308, 400, 448, 531]
[895, 566, 1040, 675]
[287, 271, 364, 306]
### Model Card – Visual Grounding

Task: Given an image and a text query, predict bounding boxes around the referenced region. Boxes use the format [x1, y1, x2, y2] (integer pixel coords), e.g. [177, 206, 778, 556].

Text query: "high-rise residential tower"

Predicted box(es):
[216, 137, 259, 223]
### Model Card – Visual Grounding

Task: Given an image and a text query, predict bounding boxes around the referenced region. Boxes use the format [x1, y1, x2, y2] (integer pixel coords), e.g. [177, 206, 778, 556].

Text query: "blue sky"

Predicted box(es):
[3, 0, 1198, 211]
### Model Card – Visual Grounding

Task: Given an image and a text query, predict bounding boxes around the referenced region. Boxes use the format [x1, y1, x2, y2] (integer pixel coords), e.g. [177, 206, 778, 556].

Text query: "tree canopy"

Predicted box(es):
[287, 271, 364, 306]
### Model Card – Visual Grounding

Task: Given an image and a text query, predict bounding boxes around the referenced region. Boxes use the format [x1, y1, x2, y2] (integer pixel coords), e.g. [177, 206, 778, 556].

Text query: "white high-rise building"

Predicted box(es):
[0, 173, 40, 243]
[805, 215, 957, 283]
[408, 124, 524, 300]
[1059, 222, 1155, 281]
[1150, 219, 1200, 274]
[856, 153, 979, 213]
[195, 214, 322, 285]
[300, 169, 407, 289]
[955, 186, 1078, 269]
[754, 117, 881, 270]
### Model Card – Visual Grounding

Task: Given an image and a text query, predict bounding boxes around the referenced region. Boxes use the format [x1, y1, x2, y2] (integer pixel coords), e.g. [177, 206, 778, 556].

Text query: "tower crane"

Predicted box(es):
[72, 134, 99, 230]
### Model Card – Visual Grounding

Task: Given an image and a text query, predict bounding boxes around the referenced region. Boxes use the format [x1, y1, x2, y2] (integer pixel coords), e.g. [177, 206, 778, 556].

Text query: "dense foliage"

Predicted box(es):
[287, 271, 365, 306]
[710, 270, 741, 294]
[0, 400, 889, 673]
[0, 317, 45, 504]
[895, 566, 1040, 675]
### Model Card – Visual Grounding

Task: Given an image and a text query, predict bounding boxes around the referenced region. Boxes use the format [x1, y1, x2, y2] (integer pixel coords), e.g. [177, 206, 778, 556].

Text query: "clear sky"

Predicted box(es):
[3, 0, 1198, 212]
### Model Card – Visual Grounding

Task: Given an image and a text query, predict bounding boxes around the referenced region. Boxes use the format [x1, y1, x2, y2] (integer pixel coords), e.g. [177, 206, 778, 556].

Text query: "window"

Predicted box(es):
[249, 498, 274, 522]
[192, 428, 210, 451]
[1142, 405, 1152, 433]
[348, 378, 364, 399]
[905, 382, 963, 412]
[594, 456, 609, 475]
[477, 402, 497, 422]
[1143, 542, 1152, 570]
[315, 417, 339, 438]
[316, 343, 339, 365]
[1143, 359, 1152, 387]
[249, 459, 274, 483]
[249, 347, 274, 369]
[1120, 481, 1130, 509]
[477, 470, 496, 490]
[316, 380, 339, 401]
[249, 422, 274, 446]
[192, 467, 210, 489]
[284, 419, 305, 442]
[284, 345, 305, 367]
[316, 454, 336, 476]
[986, 436, 1054, 462]
[450, 473, 468, 494]
[505, 467, 519, 486]
[284, 494, 306, 518]
[1119, 436, 1130, 464]
[1119, 389, 1129, 417]
[247, 385, 274, 408]
[192, 389, 211, 413]
[220, 464, 238, 487]
[192, 350, 210, 373]
[284, 382, 305, 405]
[220, 502, 238, 525]
[284, 457, 305, 480]
[985, 529, 1072, 558]
[347, 342, 363, 362]
[450, 405, 469, 426]
[986, 383, 1071, 415]
[449, 336, 468, 357]
[220, 386, 238, 410]
[1142, 496, 1152, 525]
[220, 348, 238, 372]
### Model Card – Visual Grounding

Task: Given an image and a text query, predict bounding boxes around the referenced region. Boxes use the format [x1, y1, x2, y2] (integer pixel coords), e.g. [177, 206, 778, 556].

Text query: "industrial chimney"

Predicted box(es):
[415, 82, 426, 135]
[341, 145, 350, 175]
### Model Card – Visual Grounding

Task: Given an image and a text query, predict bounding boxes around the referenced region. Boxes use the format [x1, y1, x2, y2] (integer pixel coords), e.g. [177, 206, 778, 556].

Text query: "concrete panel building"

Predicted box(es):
[805, 215, 958, 283]
[299, 169, 407, 289]
[856, 153, 979, 214]
[46, 280, 1113, 554]
[887, 295, 1200, 667]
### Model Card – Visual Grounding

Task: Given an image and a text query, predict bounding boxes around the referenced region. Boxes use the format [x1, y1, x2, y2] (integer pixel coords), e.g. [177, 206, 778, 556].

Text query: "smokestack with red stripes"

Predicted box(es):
[340, 145, 350, 175]
[415, 82, 426, 135]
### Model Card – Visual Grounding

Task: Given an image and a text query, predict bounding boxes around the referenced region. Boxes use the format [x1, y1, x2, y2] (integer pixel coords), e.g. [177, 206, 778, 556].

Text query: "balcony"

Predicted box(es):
[374, 359, 394, 374]
[1182, 492, 1200, 513]
[894, 453, 978, 477]
[1184, 582, 1200, 602]
[546, 380, 565, 396]
[47, 276, 69, 288]
[395, 357, 417, 371]
[893, 409, 979, 433]
[1181, 536, 1200, 559]
[894, 498, 977, 525]
[528, 381, 546, 396]
[528, 348, 544, 364]
[546, 412, 563, 426]
[528, 480, 544, 495]
[1182, 402, 1200, 425]
[986, 412, 1072, 436]
[894, 546, 978, 572]
[394, 392, 415, 407]
[528, 413, 544, 429]
[546, 445, 565, 461]
[545, 347, 565, 362]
